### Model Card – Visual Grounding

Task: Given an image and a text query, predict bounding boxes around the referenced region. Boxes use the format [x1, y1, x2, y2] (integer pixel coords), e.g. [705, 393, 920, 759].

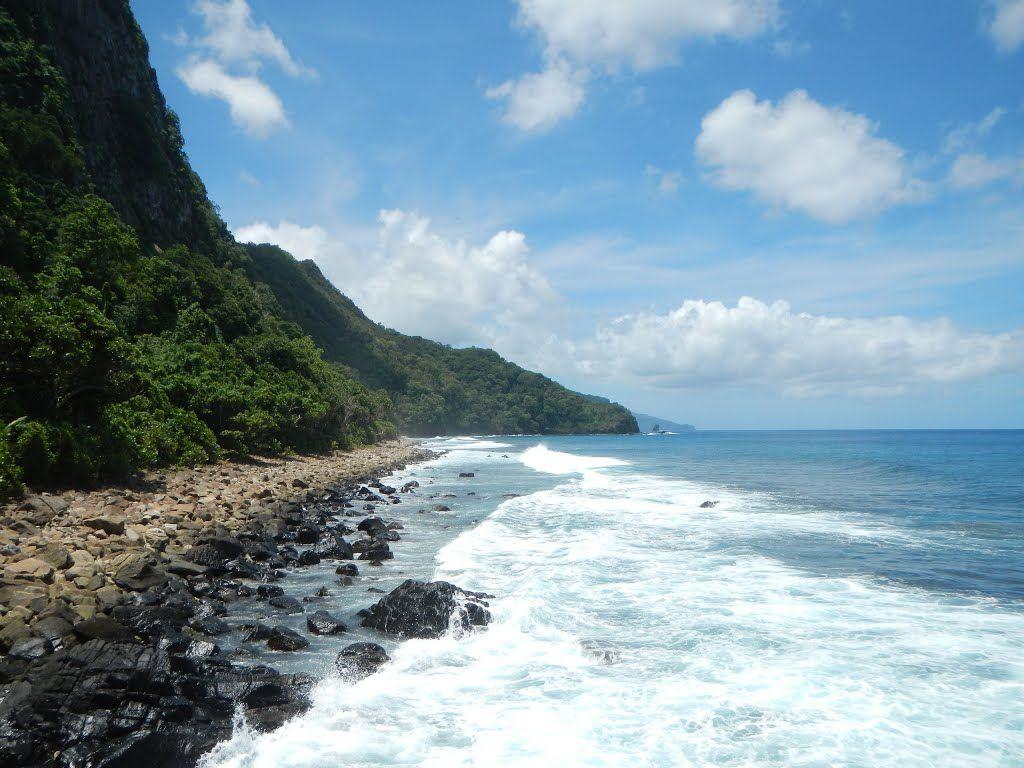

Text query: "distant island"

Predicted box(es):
[631, 413, 697, 433]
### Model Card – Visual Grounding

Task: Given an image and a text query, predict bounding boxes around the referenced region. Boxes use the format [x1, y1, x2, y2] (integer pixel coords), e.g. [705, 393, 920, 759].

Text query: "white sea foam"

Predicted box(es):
[202, 443, 1024, 767]
[519, 444, 627, 475]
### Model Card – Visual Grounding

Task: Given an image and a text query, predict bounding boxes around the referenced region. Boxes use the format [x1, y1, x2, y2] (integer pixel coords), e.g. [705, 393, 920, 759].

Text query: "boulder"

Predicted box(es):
[294, 524, 320, 544]
[306, 610, 346, 635]
[699, 500, 719, 508]
[82, 517, 125, 535]
[33, 543, 71, 570]
[113, 555, 169, 592]
[459, 472, 475, 478]
[267, 626, 309, 651]
[360, 579, 492, 638]
[267, 595, 304, 614]
[73, 615, 132, 642]
[334, 642, 389, 680]
[356, 541, 393, 561]
[312, 531, 353, 560]
[4, 557, 55, 583]
[296, 550, 321, 566]
[356, 516, 387, 537]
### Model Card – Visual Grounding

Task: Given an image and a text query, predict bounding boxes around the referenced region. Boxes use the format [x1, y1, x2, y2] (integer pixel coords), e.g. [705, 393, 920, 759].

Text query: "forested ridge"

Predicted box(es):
[0, 0, 635, 498]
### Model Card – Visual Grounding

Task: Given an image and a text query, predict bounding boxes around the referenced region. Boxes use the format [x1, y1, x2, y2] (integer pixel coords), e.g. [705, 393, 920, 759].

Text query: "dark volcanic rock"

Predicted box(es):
[267, 596, 304, 614]
[360, 580, 492, 639]
[699, 500, 719, 508]
[266, 626, 309, 652]
[73, 616, 132, 642]
[113, 555, 169, 592]
[306, 611, 346, 635]
[334, 642, 389, 680]
[313, 531, 354, 560]
[357, 516, 388, 537]
[356, 541, 393, 561]
[459, 472, 475, 478]
[0, 638, 310, 768]
[294, 524, 320, 545]
[296, 550, 321, 566]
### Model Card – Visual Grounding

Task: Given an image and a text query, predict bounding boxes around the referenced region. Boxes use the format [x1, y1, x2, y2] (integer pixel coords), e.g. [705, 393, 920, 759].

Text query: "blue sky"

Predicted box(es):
[131, 0, 1024, 428]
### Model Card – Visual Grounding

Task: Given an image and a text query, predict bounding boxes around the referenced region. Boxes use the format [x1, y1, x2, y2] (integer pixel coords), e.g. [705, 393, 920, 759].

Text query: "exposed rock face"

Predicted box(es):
[0, 638, 311, 768]
[361, 580, 492, 639]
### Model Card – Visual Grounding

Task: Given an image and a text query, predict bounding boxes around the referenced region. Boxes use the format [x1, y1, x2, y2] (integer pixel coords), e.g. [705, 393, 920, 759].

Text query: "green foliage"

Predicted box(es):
[244, 245, 639, 437]
[0, 7, 392, 497]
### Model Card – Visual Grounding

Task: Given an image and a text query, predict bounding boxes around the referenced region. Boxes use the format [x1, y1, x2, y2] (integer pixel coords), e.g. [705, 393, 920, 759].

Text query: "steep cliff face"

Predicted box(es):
[7, 0, 223, 252]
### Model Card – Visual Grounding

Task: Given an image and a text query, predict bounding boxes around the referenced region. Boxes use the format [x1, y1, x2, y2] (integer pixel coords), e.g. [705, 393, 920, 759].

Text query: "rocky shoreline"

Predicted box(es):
[0, 440, 493, 767]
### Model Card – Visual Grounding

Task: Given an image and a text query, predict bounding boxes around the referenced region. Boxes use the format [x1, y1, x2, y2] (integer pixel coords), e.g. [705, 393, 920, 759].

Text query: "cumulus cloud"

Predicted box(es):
[948, 153, 1023, 189]
[986, 0, 1024, 52]
[490, 0, 777, 132]
[234, 213, 559, 351]
[175, 0, 309, 136]
[515, 0, 779, 70]
[559, 297, 1024, 397]
[177, 58, 288, 137]
[695, 90, 923, 224]
[486, 59, 586, 133]
[187, 0, 314, 76]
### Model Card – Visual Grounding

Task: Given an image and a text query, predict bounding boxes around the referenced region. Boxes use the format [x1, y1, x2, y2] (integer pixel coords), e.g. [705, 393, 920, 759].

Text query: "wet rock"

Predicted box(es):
[267, 595, 304, 614]
[294, 524, 319, 544]
[7, 636, 51, 661]
[335, 563, 359, 577]
[0, 638, 310, 768]
[73, 616, 132, 642]
[699, 500, 719, 508]
[356, 541, 393, 561]
[334, 642, 389, 680]
[240, 622, 273, 642]
[432, 504, 450, 512]
[296, 550, 321, 566]
[361, 579, 492, 639]
[267, 626, 309, 651]
[459, 472, 475, 478]
[306, 610, 346, 635]
[190, 616, 230, 636]
[357, 516, 387, 537]
[400, 481, 419, 492]
[256, 584, 285, 599]
[312, 531, 353, 560]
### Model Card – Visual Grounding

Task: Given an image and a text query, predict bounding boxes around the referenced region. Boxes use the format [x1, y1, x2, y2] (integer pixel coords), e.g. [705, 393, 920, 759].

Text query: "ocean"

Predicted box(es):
[203, 431, 1024, 767]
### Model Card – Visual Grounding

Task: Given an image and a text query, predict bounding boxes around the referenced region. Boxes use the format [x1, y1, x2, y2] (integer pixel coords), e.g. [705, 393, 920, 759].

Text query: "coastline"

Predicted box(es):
[0, 438, 443, 767]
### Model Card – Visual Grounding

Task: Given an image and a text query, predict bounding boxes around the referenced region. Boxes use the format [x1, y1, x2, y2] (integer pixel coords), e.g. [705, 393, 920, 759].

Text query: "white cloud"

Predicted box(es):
[189, 0, 314, 76]
[239, 170, 260, 186]
[234, 213, 559, 352]
[490, 0, 777, 132]
[515, 0, 779, 71]
[695, 89, 923, 224]
[235, 219, 328, 259]
[986, 0, 1024, 52]
[943, 106, 1007, 154]
[177, 58, 288, 137]
[949, 153, 1023, 188]
[486, 60, 586, 133]
[559, 297, 1024, 397]
[175, 0, 309, 137]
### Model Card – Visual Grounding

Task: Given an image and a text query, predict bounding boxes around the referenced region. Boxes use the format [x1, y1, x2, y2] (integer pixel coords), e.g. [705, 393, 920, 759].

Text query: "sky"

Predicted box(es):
[130, 0, 1024, 429]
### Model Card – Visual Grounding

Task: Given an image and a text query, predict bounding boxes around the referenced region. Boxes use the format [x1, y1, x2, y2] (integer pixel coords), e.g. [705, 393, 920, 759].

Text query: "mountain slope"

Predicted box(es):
[243, 245, 638, 436]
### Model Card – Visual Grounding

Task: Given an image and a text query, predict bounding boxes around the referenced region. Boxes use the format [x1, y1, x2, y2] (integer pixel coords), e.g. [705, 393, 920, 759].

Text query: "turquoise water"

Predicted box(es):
[204, 431, 1024, 767]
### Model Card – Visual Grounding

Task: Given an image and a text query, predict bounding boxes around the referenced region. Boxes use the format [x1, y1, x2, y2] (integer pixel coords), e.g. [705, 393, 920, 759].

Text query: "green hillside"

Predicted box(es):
[244, 245, 638, 436]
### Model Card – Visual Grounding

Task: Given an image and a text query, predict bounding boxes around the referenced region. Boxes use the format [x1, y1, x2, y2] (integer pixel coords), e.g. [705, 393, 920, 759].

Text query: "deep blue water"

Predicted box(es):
[205, 431, 1024, 768]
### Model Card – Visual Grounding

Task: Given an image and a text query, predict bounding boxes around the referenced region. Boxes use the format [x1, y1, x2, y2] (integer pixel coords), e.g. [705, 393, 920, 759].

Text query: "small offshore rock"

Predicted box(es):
[361, 579, 492, 639]
[306, 610, 347, 635]
[335, 642, 389, 680]
[699, 500, 719, 508]
[268, 595, 304, 614]
[267, 625, 310, 651]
